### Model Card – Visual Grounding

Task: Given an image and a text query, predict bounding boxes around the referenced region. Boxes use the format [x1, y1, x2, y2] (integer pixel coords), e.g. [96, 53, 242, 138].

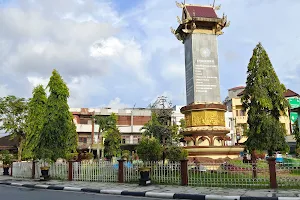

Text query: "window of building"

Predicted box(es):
[240, 110, 245, 116]
[79, 137, 87, 143]
[236, 110, 239, 116]
[121, 136, 130, 144]
[80, 118, 89, 124]
[133, 136, 141, 144]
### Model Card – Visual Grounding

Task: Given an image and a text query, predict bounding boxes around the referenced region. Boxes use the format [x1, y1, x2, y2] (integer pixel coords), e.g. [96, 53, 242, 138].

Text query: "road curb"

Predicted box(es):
[0, 181, 299, 200]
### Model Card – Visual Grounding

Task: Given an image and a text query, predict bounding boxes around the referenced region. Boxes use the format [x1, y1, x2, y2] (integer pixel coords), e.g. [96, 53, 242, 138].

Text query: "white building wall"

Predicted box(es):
[225, 111, 235, 146]
[171, 105, 185, 126]
[73, 106, 193, 145]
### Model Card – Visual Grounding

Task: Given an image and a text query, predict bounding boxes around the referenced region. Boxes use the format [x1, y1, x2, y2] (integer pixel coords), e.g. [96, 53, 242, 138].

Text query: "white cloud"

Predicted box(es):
[1, 0, 299, 108]
[67, 76, 107, 107]
[0, 85, 12, 97]
[0, 0, 155, 107]
[160, 62, 184, 81]
[90, 37, 125, 58]
[27, 76, 48, 88]
[26, 75, 107, 107]
[90, 36, 154, 86]
[106, 97, 130, 109]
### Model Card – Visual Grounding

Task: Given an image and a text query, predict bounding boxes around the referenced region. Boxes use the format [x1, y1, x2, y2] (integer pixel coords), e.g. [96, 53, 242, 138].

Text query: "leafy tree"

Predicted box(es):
[142, 113, 172, 144]
[179, 118, 186, 129]
[293, 122, 300, 156]
[0, 96, 28, 161]
[36, 69, 77, 162]
[94, 113, 121, 159]
[142, 98, 184, 163]
[136, 136, 162, 162]
[104, 127, 121, 158]
[241, 43, 289, 156]
[23, 85, 47, 160]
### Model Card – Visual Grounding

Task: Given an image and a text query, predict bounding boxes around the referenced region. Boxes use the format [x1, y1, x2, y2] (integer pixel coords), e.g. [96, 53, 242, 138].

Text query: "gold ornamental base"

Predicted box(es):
[180, 103, 243, 159]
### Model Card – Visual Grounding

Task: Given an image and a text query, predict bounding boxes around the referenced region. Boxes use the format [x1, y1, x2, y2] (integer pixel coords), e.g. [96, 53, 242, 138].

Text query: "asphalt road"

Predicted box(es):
[0, 185, 159, 200]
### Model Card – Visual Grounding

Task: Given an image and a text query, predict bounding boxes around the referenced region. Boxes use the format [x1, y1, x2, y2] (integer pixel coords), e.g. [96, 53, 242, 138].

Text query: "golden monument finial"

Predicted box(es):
[176, 1, 184, 8]
[214, 4, 221, 10]
[177, 16, 182, 24]
[225, 21, 230, 27]
[170, 27, 176, 34]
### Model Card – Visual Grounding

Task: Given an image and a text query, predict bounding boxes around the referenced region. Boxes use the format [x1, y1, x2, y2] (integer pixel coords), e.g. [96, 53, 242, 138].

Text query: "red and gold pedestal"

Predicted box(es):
[181, 103, 244, 159]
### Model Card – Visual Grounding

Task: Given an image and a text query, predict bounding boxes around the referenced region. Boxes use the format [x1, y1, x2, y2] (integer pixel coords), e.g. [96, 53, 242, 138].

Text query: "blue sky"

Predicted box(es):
[0, 0, 299, 109]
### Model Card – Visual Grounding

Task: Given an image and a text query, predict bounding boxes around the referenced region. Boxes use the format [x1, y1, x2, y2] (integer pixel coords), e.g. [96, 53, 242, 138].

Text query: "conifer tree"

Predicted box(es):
[241, 43, 289, 156]
[293, 122, 300, 156]
[37, 70, 77, 161]
[23, 85, 47, 159]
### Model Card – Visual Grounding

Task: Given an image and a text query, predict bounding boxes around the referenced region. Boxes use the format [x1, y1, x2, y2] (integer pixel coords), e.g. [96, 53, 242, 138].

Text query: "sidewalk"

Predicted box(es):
[0, 176, 299, 199]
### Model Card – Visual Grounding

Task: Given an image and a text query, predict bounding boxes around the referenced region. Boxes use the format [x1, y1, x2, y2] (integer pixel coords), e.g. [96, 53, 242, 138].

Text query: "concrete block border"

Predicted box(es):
[0, 181, 299, 200]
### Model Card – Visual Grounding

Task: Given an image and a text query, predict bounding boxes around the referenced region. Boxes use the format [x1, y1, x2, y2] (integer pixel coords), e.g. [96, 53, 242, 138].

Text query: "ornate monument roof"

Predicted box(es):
[185, 5, 218, 19]
[171, 2, 229, 42]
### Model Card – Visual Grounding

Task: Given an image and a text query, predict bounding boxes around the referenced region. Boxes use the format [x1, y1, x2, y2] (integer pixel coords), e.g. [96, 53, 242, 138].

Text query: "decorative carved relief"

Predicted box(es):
[185, 113, 192, 127]
[191, 111, 225, 126]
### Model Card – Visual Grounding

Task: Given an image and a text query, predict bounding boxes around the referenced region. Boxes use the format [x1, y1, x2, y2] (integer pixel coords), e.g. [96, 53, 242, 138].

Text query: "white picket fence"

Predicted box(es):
[34, 162, 68, 180]
[11, 160, 300, 188]
[11, 160, 182, 184]
[124, 161, 181, 185]
[12, 162, 32, 178]
[12, 161, 68, 180]
[72, 161, 118, 182]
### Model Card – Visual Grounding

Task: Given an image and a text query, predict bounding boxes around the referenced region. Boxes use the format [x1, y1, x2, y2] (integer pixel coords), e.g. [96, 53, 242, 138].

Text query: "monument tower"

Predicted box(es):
[172, 1, 243, 159]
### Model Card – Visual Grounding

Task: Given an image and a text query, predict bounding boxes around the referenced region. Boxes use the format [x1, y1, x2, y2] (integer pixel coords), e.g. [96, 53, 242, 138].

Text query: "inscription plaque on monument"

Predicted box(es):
[184, 33, 221, 105]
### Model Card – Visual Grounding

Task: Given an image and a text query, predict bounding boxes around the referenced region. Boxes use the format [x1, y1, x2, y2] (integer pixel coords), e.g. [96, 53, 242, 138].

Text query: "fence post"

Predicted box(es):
[118, 159, 124, 183]
[68, 161, 73, 181]
[32, 160, 36, 179]
[180, 159, 188, 186]
[267, 157, 278, 189]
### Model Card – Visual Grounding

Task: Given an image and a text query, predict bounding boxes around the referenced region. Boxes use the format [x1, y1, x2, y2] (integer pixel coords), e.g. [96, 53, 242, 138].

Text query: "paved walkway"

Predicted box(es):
[0, 176, 299, 198]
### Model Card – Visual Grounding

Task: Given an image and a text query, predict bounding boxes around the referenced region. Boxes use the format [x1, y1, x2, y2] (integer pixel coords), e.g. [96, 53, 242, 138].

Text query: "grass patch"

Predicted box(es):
[227, 160, 269, 169]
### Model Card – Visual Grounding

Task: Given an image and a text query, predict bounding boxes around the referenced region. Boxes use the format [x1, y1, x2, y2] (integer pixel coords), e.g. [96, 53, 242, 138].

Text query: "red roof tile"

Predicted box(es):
[0, 135, 18, 150]
[228, 86, 245, 91]
[185, 6, 218, 18]
[284, 89, 299, 98]
[237, 89, 299, 98]
[237, 90, 244, 96]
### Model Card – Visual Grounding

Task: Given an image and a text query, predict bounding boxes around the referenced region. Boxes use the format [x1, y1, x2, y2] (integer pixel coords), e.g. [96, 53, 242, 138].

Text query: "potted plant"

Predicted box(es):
[66, 152, 78, 161]
[85, 152, 94, 160]
[136, 137, 162, 186]
[1, 150, 12, 176]
[39, 158, 52, 180]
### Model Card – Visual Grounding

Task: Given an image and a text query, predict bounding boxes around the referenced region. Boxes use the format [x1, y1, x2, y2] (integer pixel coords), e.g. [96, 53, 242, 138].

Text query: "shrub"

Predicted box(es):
[121, 150, 130, 161]
[85, 153, 94, 160]
[66, 153, 78, 161]
[136, 137, 162, 162]
[1, 150, 13, 166]
[165, 145, 188, 162]
[296, 148, 300, 158]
